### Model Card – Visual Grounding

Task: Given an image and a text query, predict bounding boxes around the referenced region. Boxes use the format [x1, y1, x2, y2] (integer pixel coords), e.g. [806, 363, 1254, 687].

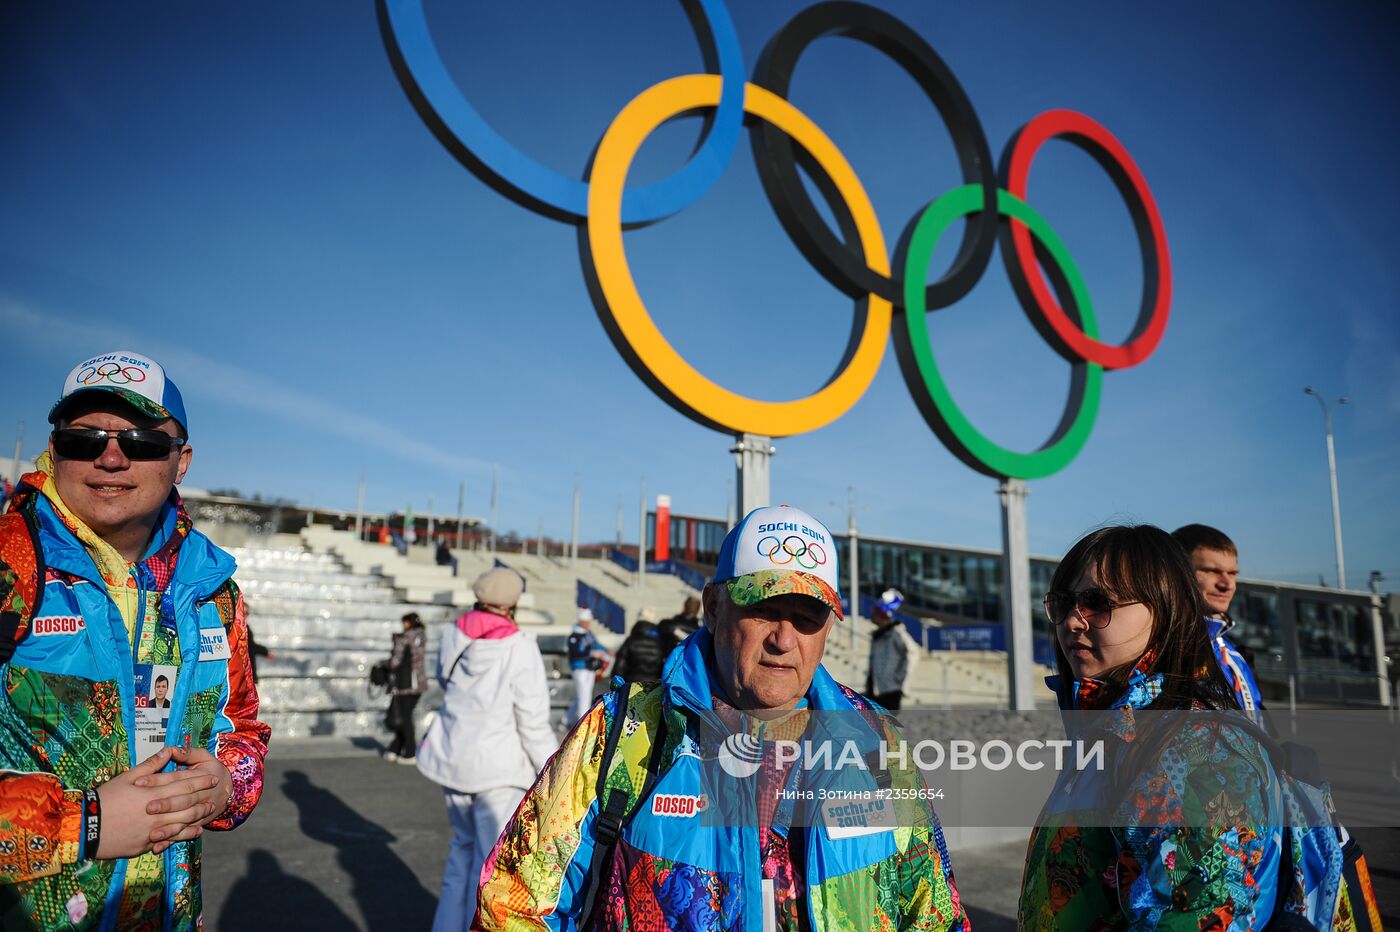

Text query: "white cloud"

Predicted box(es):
[1, 299, 488, 475]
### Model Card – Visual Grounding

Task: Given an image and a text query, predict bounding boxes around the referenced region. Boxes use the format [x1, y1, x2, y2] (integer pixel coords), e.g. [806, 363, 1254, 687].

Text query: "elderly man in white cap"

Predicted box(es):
[415, 567, 558, 932]
[475, 505, 968, 930]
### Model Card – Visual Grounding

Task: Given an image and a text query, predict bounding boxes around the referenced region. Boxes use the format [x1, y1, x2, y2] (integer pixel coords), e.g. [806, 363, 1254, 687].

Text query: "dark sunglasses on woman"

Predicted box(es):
[1042, 587, 1133, 628]
[51, 428, 186, 461]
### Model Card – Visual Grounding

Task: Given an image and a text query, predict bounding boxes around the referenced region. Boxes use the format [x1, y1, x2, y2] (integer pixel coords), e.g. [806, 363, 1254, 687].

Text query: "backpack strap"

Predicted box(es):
[0, 504, 45, 664]
[576, 678, 670, 926]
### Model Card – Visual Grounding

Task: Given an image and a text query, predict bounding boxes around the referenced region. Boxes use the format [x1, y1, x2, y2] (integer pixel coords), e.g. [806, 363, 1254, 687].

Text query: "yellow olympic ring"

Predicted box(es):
[587, 74, 892, 437]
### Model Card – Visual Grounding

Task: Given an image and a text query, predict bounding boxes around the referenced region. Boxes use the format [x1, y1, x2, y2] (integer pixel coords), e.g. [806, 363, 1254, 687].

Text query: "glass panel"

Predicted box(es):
[1234, 591, 1283, 670]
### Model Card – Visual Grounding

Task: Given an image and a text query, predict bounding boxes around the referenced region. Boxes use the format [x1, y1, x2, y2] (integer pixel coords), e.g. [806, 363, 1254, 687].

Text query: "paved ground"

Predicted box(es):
[203, 738, 1396, 931]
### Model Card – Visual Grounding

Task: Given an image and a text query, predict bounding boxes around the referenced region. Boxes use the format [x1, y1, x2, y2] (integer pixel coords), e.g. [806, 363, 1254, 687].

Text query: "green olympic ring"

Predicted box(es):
[898, 185, 1103, 479]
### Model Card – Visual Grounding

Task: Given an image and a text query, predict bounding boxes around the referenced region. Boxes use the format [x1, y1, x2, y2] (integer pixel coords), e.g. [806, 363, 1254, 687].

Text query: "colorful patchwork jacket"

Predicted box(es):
[0, 468, 270, 931]
[1018, 660, 1345, 931]
[476, 627, 968, 931]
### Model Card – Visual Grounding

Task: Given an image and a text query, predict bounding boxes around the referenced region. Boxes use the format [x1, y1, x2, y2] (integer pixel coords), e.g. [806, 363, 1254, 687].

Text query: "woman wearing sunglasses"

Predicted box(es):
[1017, 525, 1330, 930]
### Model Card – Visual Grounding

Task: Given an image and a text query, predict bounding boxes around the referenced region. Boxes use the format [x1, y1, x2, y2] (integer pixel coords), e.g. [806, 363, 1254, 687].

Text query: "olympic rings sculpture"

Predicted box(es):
[379, 0, 1171, 479]
[757, 535, 828, 570]
[78, 363, 148, 386]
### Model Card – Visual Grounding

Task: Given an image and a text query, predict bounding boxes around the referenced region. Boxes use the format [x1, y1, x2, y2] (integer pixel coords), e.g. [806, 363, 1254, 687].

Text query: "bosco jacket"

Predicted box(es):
[476, 627, 968, 931]
[0, 468, 270, 931]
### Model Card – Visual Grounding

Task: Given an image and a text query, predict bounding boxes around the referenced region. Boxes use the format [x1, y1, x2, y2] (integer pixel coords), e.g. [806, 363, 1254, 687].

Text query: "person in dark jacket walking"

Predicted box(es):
[384, 612, 427, 763]
[657, 595, 702, 659]
[612, 606, 664, 682]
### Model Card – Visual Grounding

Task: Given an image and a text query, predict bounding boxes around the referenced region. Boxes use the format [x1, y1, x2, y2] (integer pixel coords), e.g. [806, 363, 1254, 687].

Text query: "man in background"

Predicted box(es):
[657, 595, 702, 660]
[567, 608, 609, 722]
[1172, 523, 1264, 713]
[612, 606, 663, 682]
[866, 587, 918, 710]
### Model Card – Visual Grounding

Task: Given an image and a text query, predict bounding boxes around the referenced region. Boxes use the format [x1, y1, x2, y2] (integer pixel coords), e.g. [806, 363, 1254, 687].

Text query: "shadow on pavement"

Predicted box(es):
[217, 849, 356, 931]
[963, 906, 1015, 931]
[276, 769, 437, 928]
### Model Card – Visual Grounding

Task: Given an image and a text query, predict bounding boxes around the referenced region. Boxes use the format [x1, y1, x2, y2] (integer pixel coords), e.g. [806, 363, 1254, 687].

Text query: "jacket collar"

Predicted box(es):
[1045, 649, 1163, 712]
[1203, 614, 1233, 639]
[18, 461, 232, 598]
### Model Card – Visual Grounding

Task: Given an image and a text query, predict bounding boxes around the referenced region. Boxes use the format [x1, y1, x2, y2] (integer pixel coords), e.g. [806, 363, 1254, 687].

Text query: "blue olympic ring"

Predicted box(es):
[756, 535, 827, 570]
[379, 0, 745, 224]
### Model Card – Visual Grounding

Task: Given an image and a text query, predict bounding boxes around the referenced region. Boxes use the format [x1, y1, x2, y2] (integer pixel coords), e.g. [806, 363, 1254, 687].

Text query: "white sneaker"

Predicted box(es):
[382, 750, 400, 762]
[396, 756, 418, 766]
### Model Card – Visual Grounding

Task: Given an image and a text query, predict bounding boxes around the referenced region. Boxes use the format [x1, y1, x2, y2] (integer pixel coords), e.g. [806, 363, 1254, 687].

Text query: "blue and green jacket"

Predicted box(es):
[476, 627, 968, 930]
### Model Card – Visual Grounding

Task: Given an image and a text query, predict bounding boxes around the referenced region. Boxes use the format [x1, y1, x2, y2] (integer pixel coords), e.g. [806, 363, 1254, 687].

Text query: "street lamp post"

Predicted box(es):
[1303, 387, 1348, 589]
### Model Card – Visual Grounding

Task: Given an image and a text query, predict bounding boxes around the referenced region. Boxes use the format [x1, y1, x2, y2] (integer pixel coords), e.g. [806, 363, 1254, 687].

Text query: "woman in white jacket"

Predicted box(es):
[416, 567, 559, 932]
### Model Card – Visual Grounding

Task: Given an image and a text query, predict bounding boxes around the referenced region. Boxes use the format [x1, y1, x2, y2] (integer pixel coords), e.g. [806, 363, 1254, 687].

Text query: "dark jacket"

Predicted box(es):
[656, 611, 701, 659]
[612, 621, 663, 682]
[390, 627, 428, 695]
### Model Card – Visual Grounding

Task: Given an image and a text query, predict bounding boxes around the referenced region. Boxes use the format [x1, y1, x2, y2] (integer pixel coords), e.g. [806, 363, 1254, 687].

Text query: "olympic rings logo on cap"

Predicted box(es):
[379, 0, 1171, 480]
[78, 363, 148, 386]
[756, 535, 828, 570]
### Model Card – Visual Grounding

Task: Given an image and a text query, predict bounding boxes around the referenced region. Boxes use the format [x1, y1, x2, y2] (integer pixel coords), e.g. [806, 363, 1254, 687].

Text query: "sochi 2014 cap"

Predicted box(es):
[48, 350, 189, 435]
[712, 504, 843, 619]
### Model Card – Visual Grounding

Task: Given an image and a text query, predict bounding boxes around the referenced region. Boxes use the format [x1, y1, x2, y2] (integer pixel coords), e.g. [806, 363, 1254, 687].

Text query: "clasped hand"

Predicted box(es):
[94, 746, 233, 859]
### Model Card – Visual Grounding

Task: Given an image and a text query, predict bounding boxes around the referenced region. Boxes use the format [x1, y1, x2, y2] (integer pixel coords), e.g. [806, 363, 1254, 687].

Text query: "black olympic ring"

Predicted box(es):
[78, 363, 147, 386]
[756, 534, 828, 569]
[751, 1, 997, 311]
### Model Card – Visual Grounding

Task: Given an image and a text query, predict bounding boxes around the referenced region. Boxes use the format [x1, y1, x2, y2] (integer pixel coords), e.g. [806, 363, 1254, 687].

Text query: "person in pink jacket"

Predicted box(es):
[415, 567, 558, 932]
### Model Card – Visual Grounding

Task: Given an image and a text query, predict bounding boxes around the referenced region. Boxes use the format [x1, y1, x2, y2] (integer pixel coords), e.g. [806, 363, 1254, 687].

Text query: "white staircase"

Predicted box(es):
[238, 530, 1055, 742]
[235, 537, 581, 740]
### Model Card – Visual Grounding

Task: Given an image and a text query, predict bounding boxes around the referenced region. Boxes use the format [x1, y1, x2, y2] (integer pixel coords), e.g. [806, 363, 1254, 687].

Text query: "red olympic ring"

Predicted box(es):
[78, 363, 148, 386]
[756, 535, 827, 569]
[1002, 109, 1171, 371]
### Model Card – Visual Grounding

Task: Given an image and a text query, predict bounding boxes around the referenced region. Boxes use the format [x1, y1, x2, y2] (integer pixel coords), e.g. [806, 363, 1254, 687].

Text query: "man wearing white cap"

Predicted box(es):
[566, 606, 609, 722]
[416, 567, 557, 932]
[0, 351, 270, 930]
[475, 504, 968, 930]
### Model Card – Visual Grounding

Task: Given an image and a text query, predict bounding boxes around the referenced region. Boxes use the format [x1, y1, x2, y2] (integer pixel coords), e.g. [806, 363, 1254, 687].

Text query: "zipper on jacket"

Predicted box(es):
[133, 563, 156, 652]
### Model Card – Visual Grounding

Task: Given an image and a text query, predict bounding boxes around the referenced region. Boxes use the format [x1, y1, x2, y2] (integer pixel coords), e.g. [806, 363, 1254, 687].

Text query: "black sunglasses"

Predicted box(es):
[1042, 587, 1134, 628]
[51, 428, 186, 461]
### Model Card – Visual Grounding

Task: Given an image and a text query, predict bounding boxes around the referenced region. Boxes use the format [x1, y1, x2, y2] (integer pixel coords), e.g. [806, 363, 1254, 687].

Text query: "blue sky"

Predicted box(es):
[2, 2, 1397, 588]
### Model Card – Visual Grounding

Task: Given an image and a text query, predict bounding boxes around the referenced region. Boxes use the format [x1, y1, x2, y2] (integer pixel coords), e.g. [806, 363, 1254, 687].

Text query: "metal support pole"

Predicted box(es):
[1370, 595, 1392, 707]
[456, 480, 465, 549]
[11, 419, 24, 486]
[731, 434, 774, 520]
[725, 479, 735, 530]
[615, 496, 624, 548]
[537, 518, 544, 558]
[489, 464, 499, 553]
[354, 467, 365, 540]
[1287, 673, 1298, 736]
[1324, 429, 1346, 588]
[846, 486, 859, 654]
[638, 477, 647, 588]
[427, 497, 434, 542]
[1304, 388, 1347, 588]
[999, 479, 1035, 711]
[571, 474, 580, 566]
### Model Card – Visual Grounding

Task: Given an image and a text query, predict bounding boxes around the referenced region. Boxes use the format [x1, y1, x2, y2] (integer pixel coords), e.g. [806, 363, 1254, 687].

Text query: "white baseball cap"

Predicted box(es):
[712, 504, 842, 619]
[49, 350, 189, 434]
